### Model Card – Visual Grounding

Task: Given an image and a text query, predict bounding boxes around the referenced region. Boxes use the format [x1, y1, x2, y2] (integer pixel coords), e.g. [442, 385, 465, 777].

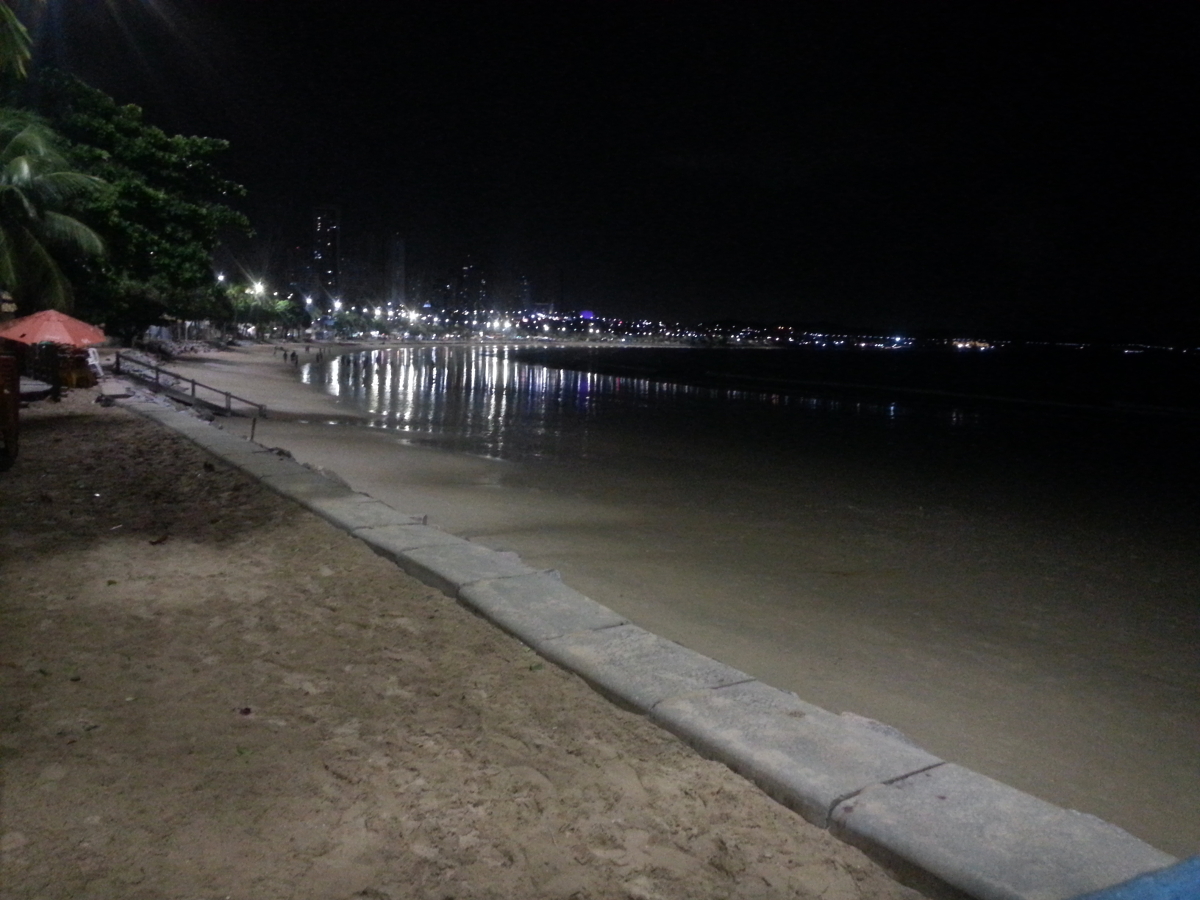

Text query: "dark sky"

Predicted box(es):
[19, 1, 1200, 338]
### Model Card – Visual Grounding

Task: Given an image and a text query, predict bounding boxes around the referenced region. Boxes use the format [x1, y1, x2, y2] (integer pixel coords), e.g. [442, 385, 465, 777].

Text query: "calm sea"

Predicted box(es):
[300, 342, 1200, 528]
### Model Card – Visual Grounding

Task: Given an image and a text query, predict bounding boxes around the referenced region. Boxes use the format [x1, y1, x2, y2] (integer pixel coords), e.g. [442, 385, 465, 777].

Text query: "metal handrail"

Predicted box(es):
[114, 352, 267, 417]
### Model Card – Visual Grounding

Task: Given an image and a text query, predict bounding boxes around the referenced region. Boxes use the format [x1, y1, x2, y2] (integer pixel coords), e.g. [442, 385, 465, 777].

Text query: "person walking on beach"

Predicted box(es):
[291, 351, 298, 366]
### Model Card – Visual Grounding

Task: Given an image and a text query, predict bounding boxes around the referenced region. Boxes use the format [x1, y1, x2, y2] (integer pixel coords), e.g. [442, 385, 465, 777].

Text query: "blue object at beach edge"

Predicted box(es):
[1071, 856, 1200, 900]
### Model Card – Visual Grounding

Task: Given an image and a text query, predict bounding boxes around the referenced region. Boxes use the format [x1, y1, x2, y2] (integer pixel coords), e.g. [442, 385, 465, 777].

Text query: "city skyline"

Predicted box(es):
[20, 1, 1200, 342]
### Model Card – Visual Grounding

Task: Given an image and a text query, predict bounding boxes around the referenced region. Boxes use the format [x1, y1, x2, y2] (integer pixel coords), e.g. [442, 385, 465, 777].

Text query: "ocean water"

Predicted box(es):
[293, 342, 1200, 855]
[300, 343, 1200, 524]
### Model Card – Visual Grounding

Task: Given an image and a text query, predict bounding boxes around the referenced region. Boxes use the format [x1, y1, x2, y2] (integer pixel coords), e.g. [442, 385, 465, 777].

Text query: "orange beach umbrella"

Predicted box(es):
[0, 310, 107, 348]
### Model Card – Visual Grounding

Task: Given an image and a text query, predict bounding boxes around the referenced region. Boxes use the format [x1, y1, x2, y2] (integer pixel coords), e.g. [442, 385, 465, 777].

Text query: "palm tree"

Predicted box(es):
[0, 113, 105, 312]
[0, 1, 34, 79]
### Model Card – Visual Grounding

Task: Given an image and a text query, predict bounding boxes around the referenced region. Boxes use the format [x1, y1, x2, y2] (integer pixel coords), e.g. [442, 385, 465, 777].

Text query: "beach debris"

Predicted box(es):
[148, 534, 169, 545]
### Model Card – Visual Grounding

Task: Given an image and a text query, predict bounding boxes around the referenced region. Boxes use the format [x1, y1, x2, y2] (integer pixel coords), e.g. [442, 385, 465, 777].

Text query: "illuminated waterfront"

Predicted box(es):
[300, 343, 996, 464]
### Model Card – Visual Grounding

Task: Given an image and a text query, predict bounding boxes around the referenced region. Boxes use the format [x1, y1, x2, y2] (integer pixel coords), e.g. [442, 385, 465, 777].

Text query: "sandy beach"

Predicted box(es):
[0, 385, 926, 899]
[152, 341, 1200, 861]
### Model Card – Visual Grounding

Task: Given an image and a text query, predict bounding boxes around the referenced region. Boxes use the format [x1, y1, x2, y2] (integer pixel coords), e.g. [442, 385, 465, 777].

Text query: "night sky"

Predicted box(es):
[19, 2, 1200, 339]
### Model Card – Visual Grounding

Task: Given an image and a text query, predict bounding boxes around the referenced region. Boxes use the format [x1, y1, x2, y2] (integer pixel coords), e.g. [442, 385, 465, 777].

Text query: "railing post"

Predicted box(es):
[114, 352, 122, 375]
[154, 366, 160, 386]
[191, 379, 197, 398]
[225, 392, 231, 412]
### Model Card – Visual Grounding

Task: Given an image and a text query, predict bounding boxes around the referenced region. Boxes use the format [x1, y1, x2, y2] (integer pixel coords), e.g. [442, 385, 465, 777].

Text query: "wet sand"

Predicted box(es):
[166, 342, 1200, 858]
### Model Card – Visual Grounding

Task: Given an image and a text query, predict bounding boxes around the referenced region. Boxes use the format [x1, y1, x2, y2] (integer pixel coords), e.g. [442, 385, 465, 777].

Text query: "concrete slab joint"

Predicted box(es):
[652, 680, 943, 829]
[381, 540, 539, 598]
[458, 571, 629, 644]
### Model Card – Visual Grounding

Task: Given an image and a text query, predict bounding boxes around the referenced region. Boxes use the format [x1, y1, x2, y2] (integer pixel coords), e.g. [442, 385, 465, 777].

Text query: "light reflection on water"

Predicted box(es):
[290, 342, 1200, 547]
[297, 344, 962, 463]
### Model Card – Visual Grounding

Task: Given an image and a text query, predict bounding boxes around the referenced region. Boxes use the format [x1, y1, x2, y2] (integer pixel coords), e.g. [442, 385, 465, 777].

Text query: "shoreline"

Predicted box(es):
[151, 341, 1199, 859]
[151, 337, 1200, 420]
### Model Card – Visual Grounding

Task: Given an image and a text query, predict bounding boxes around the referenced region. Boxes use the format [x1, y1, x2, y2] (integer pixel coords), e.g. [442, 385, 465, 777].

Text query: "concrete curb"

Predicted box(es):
[121, 396, 1180, 900]
[829, 764, 1175, 900]
[537, 622, 757, 712]
[651, 680, 942, 830]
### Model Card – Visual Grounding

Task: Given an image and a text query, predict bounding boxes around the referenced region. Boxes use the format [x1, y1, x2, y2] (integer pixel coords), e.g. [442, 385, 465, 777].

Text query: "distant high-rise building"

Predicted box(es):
[453, 255, 489, 313]
[313, 206, 341, 305]
[384, 233, 406, 306]
[517, 274, 534, 311]
[283, 242, 314, 302]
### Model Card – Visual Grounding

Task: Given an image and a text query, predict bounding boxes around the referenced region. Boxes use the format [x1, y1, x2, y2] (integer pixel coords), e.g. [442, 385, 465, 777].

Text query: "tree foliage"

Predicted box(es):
[0, 2, 32, 80]
[0, 110, 106, 311]
[30, 72, 251, 342]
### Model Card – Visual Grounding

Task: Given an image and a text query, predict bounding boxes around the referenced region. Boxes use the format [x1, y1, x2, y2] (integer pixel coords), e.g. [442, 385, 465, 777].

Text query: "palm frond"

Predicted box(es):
[0, 4, 33, 79]
[0, 110, 103, 311]
[11, 223, 74, 311]
[0, 124, 53, 161]
[0, 225, 18, 288]
[35, 171, 109, 203]
[40, 211, 105, 257]
[0, 179, 40, 223]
